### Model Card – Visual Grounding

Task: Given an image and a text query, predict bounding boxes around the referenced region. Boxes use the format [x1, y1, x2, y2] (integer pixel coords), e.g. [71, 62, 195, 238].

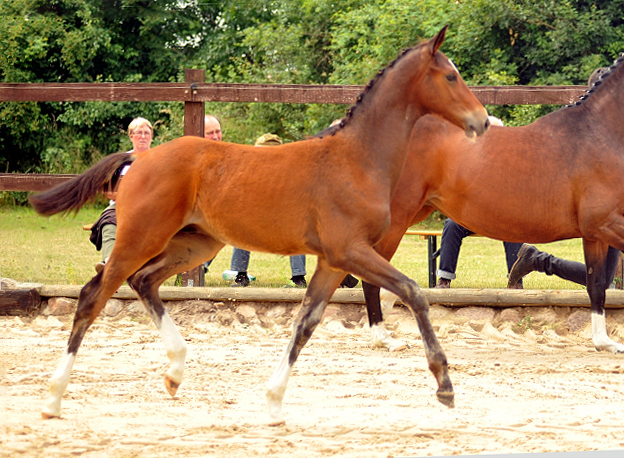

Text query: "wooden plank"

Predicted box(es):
[0, 83, 588, 106]
[37, 285, 366, 304]
[0, 83, 190, 102]
[36, 285, 624, 309]
[473, 85, 586, 106]
[193, 83, 361, 105]
[0, 289, 41, 315]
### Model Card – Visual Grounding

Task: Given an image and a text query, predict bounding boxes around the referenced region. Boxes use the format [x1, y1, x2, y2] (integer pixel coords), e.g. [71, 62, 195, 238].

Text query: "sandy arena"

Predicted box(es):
[2, 296, 624, 457]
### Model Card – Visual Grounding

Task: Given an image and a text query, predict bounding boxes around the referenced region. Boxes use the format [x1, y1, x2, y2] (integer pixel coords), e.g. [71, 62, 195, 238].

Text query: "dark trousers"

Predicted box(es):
[437, 218, 523, 281]
[533, 245, 620, 287]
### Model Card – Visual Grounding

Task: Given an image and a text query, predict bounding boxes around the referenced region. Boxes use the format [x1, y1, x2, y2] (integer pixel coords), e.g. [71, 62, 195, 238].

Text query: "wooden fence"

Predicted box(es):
[0, 71, 589, 285]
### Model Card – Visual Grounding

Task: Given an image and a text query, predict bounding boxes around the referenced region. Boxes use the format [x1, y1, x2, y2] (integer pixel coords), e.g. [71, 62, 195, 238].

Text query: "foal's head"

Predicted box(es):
[406, 26, 488, 137]
[338, 26, 488, 139]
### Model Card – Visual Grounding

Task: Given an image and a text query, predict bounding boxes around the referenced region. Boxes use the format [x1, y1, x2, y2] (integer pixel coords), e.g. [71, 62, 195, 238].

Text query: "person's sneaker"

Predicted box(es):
[230, 271, 250, 287]
[434, 278, 451, 288]
[289, 275, 307, 288]
[340, 274, 359, 288]
[95, 261, 105, 274]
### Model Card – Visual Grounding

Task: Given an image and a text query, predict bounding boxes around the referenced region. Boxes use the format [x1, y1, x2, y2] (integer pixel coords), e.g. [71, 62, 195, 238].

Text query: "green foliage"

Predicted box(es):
[0, 0, 194, 175]
[2, 0, 624, 176]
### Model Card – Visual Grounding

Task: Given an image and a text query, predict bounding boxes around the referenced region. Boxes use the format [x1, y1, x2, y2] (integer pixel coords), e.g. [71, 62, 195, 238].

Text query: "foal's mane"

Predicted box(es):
[313, 41, 429, 139]
[569, 52, 624, 108]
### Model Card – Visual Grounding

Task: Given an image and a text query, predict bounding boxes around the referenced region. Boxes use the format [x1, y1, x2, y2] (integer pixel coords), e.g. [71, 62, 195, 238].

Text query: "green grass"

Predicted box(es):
[0, 206, 585, 289]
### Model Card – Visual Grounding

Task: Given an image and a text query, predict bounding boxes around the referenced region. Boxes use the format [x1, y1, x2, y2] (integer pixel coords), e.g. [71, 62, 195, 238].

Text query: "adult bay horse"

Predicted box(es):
[29, 26, 489, 422]
[364, 53, 624, 355]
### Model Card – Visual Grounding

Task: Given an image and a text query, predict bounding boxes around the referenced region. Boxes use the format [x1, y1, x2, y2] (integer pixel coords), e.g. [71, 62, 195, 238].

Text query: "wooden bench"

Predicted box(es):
[404, 230, 444, 288]
[404, 230, 486, 287]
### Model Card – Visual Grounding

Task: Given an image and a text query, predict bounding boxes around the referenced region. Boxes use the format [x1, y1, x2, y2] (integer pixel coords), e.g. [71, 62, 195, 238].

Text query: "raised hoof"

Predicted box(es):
[164, 375, 180, 397]
[436, 391, 455, 408]
[41, 412, 60, 420]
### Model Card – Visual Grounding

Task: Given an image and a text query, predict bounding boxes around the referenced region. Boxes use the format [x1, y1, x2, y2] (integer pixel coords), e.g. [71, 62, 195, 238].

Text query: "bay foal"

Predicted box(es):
[30, 26, 488, 422]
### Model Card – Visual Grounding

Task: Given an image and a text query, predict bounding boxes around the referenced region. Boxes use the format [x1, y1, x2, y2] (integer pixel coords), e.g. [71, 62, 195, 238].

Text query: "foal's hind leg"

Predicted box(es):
[266, 258, 346, 425]
[127, 231, 225, 396]
[42, 266, 135, 419]
[584, 240, 624, 353]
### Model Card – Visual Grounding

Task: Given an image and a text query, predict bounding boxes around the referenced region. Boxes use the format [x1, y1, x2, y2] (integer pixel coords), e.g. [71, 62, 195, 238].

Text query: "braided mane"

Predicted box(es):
[314, 44, 424, 139]
[569, 52, 624, 108]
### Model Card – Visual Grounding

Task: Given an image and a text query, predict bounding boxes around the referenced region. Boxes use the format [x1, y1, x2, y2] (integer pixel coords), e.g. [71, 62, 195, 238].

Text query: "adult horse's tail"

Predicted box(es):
[29, 152, 135, 216]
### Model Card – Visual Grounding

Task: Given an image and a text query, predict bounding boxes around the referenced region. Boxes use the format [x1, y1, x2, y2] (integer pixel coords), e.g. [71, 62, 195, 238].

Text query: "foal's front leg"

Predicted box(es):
[266, 260, 345, 425]
[342, 246, 453, 408]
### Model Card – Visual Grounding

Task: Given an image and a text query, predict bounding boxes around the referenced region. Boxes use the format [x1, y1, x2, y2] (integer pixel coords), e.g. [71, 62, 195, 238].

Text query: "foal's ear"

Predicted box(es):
[429, 24, 449, 56]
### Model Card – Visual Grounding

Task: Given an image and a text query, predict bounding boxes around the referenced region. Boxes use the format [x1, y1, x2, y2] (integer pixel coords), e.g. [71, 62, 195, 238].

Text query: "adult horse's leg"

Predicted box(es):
[363, 282, 406, 351]
[583, 240, 624, 354]
[127, 231, 225, 396]
[364, 219, 426, 351]
[266, 258, 346, 425]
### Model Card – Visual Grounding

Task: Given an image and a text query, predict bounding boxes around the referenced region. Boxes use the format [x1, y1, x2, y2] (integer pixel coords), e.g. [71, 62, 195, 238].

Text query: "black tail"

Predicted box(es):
[29, 152, 135, 216]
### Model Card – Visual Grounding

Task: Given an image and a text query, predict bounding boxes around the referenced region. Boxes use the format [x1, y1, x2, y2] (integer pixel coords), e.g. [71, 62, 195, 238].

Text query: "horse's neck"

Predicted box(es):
[338, 48, 428, 184]
[583, 66, 624, 136]
[348, 78, 424, 182]
[349, 111, 416, 182]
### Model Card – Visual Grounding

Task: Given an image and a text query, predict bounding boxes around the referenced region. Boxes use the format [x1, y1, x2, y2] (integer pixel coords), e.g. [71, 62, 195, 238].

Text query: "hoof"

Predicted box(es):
[371, 324, 408, 352]
[41, 412, 60, 420]
[387, 340, 408, 352]
[594, 340, 624, 354]
[268, 419, 286, 427]
[164, 375, 180, 397]
[436, 391, 455, 408]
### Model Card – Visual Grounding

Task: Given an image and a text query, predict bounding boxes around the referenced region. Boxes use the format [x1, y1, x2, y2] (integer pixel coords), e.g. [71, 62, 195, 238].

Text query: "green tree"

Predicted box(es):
[0, 0, 208, 174]
[329, 0, 624, 125]
[2, 0, 624, 177]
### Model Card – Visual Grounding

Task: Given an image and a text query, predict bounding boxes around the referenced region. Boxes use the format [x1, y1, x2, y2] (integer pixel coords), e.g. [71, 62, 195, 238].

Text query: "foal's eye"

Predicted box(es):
[446, 73, 458, 82]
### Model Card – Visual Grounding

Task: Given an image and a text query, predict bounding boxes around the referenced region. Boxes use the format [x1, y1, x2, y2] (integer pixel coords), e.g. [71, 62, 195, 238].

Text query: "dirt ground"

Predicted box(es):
[2, 296, 624, 458]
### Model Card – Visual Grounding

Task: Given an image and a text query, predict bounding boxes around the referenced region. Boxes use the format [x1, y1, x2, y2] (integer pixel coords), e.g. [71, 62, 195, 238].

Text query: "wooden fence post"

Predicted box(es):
[177, 69, 206, 287]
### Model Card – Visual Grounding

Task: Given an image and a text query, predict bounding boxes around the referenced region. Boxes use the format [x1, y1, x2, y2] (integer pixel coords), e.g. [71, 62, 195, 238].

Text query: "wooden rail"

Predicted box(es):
[0, 83, 590, 193]
[0, 82, 586, 106]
